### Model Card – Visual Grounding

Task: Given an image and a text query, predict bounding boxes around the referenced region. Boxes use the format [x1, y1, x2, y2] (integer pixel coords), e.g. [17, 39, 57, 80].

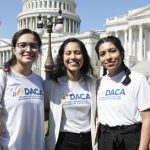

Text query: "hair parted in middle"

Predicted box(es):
[95, 35, 131, 85]
[49, 37, 95, 80]
[4, 28, 42, 72]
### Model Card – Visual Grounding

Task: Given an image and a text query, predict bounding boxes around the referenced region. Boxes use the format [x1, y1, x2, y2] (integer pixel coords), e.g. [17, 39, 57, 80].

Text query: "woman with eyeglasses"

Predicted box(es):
[0, 28, 44, 150]
[95, 36, 150, 150]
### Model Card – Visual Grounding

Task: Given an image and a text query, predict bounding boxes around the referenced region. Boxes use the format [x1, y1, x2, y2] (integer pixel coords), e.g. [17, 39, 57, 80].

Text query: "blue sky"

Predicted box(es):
[0, 0, 150, 38]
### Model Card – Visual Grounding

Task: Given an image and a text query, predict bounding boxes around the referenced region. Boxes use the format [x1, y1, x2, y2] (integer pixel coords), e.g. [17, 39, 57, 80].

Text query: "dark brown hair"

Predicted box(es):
[4, 28, 42, 72]
[95, 36, 131, 85]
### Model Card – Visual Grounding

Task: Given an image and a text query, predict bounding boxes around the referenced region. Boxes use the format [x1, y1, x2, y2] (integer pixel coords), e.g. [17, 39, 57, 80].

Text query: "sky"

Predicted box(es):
[0, 0, 150, 39]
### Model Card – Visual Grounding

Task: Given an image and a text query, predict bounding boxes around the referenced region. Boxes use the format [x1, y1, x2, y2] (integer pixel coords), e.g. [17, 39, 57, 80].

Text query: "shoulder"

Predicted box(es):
[32, 72, 43, 81]
[0, 69, 6, 91]
[130, 71, 147, 81]
[129, 71, 149, 88]
[0, 69, 6, 80]
[84, 75, 97, 83]
[44, 78, 60, 88]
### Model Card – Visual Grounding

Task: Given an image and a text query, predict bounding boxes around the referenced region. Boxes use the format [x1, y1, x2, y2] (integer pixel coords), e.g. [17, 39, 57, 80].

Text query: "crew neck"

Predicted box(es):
[10, 68, 33, 79]
[106, 70, 125, 82]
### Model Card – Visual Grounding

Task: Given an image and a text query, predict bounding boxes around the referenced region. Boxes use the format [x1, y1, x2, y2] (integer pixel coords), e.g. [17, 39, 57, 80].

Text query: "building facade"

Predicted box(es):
[0, 0, 100, 78]
[105, 5, 150, 68]
[18, 0, 81, 34]
[0, 1, 150, 80]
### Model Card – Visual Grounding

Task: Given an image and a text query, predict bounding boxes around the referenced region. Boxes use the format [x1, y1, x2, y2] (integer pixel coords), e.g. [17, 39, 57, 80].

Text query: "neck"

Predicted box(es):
[108, 68, 123, 77]
[66, 71, 81, 81]
[12, 63, 32, 76]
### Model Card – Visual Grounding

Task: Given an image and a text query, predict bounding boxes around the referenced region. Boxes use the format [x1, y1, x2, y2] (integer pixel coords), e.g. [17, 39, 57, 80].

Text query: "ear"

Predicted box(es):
[12, 47, 16, 55]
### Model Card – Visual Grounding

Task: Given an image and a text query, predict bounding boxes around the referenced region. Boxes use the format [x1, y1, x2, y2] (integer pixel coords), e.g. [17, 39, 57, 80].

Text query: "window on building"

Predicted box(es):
[67, 4, 69, 11]
[54, 1, 57, 8]
[29, 3, 31, 9]
[45, 0, 47, 7]
[63, 3, 65, 10]
[40, 1, 42, 7]
[49, 1, 52, 8]
[59, 2, 61, 9]
[32, 2, 33, 9]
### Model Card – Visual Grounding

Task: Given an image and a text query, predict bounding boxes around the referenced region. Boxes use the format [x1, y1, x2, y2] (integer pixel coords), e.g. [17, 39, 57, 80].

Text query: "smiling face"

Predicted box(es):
[98, 42, 122, 77]
[63, 42, 84, 76]
[12, 33, 40, 67]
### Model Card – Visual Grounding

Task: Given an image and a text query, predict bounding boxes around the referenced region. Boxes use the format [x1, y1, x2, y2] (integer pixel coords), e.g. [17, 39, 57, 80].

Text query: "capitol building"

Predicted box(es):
[0, 0, 150, 82]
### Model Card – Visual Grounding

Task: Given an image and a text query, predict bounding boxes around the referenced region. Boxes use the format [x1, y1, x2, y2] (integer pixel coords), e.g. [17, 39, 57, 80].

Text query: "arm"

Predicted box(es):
[139, 109, 150, 150]
[44, 80, 50, 121]
[44, 108, 49, 121]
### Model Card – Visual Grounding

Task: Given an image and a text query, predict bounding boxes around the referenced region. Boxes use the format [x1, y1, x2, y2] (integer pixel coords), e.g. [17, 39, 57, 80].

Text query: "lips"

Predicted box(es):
[69, 61, 80, 66]
[23, 55, 35, 60]
[106, 62, 115, 67]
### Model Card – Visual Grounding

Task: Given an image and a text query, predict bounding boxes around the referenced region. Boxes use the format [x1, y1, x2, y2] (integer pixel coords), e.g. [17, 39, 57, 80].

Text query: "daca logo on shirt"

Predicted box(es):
[98, 88, 125, 101]
[24, 88, 43, 96]
[13, 88, 43, 96]
[105, 89, 125, 96]
[70, 93, 90, 100]
[63, 93, 90, 101]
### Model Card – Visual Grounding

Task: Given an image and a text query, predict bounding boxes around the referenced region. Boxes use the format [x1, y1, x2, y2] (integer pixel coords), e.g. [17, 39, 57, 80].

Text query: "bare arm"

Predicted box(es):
[139, 109, 150, 150]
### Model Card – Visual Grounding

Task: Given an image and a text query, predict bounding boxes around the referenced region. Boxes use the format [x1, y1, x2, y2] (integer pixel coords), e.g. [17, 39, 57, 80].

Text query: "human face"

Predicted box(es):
[63, 42, 84, 75]
[13, 33, 40, 66]
[98, 42, 122, 76]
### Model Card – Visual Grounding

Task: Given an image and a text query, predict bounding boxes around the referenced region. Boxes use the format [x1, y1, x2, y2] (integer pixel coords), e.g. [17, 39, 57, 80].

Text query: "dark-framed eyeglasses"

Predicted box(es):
[16, 42, 40, 50]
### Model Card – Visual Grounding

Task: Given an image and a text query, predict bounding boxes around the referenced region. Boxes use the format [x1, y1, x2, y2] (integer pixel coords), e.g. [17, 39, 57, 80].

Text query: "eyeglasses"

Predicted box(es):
[16, 42, 40, 50]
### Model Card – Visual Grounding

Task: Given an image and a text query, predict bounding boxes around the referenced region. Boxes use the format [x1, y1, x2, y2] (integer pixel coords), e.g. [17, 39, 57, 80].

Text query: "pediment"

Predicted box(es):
[128, 5, 150, 17]
[0, 39, 11, 47]
[131, 60, 150, 74]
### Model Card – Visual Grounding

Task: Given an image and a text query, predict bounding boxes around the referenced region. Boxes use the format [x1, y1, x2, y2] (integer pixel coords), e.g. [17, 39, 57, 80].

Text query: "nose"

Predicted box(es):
[70, 53, 76, 59]
[105, 52, 111, 59]
[25, 44, 32, 52]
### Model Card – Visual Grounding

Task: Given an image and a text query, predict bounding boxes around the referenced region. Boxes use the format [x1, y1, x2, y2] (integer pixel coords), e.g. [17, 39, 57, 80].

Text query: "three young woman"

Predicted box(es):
[44, 38, 97, 150]
[0, 29, 44, 149]
[2, 29, 149, 150]
[95, 36, 150, 150]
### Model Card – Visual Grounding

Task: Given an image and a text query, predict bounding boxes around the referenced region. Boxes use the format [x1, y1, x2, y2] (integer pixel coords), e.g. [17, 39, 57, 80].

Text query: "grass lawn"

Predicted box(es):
[44, 121, 48, 134]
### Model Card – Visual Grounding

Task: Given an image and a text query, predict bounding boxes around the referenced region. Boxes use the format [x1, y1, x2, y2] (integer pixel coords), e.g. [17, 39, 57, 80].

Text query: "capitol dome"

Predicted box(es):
[17, 0, 81, 34]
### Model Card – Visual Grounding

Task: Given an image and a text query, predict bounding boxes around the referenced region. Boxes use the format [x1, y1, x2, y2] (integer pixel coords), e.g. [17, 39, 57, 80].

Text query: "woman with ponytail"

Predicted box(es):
[95, 36, 150, 150]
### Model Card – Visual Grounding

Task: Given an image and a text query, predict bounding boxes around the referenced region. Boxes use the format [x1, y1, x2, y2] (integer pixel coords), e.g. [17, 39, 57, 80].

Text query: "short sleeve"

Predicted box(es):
[137, 75, 150, 111]
[0, 70, 6, 101]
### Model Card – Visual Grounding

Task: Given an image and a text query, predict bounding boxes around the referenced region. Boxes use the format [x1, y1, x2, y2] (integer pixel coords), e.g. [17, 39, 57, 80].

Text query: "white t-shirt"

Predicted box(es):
[0, 69, 44, 150]
[97, 71, 150, 127]
[58, 76, 91, 133]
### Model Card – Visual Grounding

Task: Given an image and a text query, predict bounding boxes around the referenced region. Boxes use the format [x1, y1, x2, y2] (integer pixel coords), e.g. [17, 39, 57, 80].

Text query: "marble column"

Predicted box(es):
[138, 24, 143, 61]
[124, 29, 128, 56]
[128, 26, 132, 56]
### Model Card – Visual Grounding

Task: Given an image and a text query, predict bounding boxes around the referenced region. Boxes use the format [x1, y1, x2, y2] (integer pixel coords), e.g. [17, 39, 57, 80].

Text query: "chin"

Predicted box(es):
[68, 68, 80, 72]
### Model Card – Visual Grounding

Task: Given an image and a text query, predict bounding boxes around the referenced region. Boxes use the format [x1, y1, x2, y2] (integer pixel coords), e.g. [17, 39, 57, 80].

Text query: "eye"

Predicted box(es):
[64, 51, 71, 55]
[18, 42, 27, 48]
[30, 43, 39, 49]
[99, 52, 105, 57]
[110, 48, 117, 53]
[75, 50, 82, 55]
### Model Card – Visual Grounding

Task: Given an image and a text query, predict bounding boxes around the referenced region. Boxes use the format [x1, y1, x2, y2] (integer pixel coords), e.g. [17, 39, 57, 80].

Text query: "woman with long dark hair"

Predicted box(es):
[44, 38, 97, 150]
[0, 29, 44, 150]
